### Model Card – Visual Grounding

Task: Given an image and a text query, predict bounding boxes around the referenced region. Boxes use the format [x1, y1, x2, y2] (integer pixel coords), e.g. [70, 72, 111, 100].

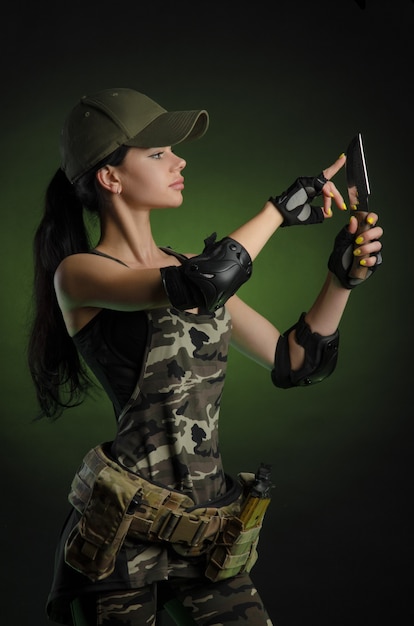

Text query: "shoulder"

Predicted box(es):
[55, 252, 92, 273]
[54, 252, 127, 304]
[55, 253, 98, 289]
[55, 252, 126, 281]
[54, 252, 88, 283]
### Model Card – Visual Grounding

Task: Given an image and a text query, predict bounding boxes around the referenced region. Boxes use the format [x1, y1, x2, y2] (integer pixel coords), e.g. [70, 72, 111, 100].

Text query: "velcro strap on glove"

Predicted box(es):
[269, 173, 328, 226]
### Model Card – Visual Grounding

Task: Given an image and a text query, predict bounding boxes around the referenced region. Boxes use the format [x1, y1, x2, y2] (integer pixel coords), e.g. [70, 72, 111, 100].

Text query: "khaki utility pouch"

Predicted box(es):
[204, 465, 273, 582]
[65, 465, 138, 581]
[204, 518, 261, 581]
[64, 443, 271, 583]
[65, 443, 195, 581]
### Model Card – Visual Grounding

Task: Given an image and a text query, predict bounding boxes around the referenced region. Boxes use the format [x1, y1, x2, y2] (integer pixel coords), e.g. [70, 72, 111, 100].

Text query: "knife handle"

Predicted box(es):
[348, 210, 370, 280]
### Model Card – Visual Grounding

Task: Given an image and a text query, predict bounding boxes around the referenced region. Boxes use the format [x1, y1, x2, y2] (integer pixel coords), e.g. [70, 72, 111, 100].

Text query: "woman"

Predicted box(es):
[28, 88, 383, 625]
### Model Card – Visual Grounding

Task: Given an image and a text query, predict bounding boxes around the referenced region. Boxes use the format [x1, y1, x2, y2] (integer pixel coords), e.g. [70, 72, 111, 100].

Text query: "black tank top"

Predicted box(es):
[73, 307, 148, 416]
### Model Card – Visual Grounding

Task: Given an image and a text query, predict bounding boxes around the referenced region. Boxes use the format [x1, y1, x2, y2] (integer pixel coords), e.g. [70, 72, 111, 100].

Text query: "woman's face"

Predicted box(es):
[113, 146, 187, 210]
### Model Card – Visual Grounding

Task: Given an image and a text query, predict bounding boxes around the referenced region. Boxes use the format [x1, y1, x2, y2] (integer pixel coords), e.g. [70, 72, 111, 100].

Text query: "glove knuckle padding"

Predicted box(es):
[272, 313, 339, 389]
[161, 234, 252, 312]
[286, 187, 308, 209]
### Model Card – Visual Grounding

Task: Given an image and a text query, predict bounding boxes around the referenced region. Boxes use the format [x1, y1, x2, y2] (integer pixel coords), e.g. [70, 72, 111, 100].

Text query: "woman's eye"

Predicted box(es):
[150, 152, 163, 160]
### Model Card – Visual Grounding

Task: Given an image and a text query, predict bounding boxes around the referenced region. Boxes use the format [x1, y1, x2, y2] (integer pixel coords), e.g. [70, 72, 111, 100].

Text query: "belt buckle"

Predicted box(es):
[158, 511, 208, 546]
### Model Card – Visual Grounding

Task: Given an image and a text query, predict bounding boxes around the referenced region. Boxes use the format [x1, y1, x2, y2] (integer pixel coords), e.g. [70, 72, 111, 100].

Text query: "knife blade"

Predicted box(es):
[346, 132, 371, 280]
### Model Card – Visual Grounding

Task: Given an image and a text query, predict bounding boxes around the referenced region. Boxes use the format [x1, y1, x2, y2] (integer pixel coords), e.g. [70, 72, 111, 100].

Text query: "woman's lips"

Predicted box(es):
[170, 177, 184, 190]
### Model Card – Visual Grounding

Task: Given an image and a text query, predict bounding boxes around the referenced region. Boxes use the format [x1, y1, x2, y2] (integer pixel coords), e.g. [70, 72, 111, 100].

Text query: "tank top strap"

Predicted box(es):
[90, 248, 187, 267]
[90, 249, 129, 267]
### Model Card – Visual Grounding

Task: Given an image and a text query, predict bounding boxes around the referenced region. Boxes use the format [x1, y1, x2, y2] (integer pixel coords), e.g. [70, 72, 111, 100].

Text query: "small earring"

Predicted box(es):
[117, 187, 122, 195]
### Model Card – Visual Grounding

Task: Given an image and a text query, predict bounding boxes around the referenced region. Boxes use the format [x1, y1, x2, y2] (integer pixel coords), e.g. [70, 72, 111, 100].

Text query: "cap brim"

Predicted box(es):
[125, 109, 209, 149]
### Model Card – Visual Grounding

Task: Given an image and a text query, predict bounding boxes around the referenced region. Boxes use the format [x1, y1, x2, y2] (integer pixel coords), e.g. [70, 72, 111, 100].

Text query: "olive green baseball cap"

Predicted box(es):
[60, 88, 209, 183]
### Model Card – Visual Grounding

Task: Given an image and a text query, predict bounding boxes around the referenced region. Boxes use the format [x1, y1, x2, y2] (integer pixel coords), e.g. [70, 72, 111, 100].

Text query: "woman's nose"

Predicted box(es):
[174, 154, 186, 171]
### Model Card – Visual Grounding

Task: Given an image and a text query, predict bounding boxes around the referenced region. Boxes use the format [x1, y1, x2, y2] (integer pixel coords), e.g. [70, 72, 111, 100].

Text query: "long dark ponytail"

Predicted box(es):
[28, 146, 129, 420]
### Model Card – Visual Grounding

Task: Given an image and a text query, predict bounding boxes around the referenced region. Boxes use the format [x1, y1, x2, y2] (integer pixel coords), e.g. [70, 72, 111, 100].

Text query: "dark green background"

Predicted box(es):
[1, 1, 412, 624]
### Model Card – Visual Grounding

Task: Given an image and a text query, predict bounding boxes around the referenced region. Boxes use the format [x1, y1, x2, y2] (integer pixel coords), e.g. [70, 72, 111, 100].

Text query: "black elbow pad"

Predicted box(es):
[161, 233, 252, 312]
[271, 313, 339, 389]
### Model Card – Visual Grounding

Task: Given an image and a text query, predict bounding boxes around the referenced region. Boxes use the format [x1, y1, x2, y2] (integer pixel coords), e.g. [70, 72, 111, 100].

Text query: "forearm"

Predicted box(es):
[286, 272, 350, 372]
[303, 272, 352, 336]
[274, 213, 382, 384]
[228, 201, 283, 261]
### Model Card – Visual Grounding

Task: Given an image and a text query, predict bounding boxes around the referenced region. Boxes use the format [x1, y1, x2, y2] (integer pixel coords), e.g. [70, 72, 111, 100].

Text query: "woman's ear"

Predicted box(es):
[96, 166, 121, 195]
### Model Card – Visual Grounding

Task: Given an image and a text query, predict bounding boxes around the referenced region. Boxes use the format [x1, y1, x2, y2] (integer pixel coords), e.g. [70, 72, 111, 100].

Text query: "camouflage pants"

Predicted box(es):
[71, 573, 273, 625]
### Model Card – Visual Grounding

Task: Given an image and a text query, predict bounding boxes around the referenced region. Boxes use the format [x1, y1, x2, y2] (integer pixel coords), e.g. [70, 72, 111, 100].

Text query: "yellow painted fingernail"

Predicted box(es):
[367, 216, 375, 225]
[353, 248, 361, 256]
[342, 202, 347, 210]
[330, 192, 335, 198]
[339, 153, 345, 159]
[360, 259, 367, 266]
[351, 204, 357, 210]
[327, 207, 332, 216]
[355, 236, 364, 244]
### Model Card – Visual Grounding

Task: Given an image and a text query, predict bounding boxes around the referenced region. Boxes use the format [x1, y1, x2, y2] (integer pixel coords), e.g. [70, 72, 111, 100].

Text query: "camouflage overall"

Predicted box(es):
[112, 305, 231, 499]
[47, 258, 273, 624]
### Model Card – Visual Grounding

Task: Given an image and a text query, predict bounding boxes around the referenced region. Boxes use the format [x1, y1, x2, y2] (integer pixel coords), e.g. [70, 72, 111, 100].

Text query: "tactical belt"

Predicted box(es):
[65, 442, 268, 583]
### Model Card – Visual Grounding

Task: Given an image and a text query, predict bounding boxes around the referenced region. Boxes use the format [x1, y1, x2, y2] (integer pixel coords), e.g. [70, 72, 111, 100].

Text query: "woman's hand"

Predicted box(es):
[268, 153, 347, 226]
[328, 212, 383, 289]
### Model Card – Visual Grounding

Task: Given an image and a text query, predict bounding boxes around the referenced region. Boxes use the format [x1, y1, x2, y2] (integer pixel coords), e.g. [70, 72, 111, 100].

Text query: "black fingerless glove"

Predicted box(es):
[328, 226, 382, 289]
[269, 173, 328, 226]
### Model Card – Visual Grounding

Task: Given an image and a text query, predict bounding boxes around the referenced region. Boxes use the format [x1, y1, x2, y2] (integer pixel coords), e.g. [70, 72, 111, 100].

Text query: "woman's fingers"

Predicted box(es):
[323, 153, 346, 180]
[321, 181, 347, 216]
[320, 154, 348, 217]
[349, 212, 383, 266]
[349, 212, 381, 234]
